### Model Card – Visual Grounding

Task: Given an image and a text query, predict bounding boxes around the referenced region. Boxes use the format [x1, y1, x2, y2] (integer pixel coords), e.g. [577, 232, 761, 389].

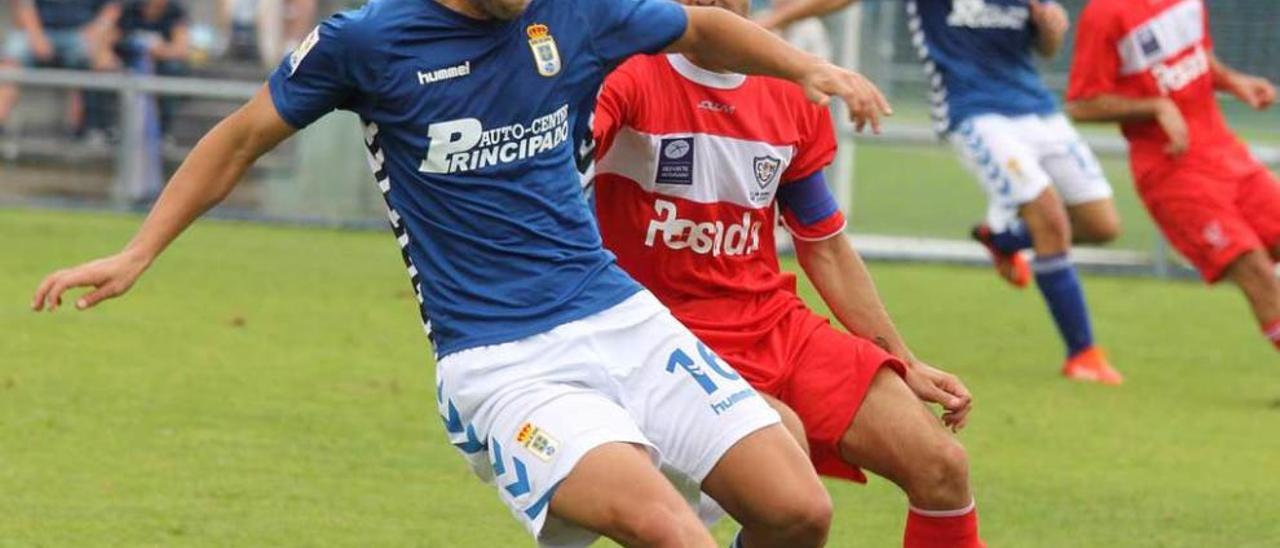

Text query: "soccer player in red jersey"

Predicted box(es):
[1066, 0, 1280, 353]
[590, 1, 985, 545]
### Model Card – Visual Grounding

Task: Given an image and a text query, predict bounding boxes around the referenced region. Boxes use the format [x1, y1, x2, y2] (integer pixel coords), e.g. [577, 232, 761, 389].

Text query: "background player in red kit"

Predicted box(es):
[1066, 0, 1280, 353]
[591, 0, 984, 545]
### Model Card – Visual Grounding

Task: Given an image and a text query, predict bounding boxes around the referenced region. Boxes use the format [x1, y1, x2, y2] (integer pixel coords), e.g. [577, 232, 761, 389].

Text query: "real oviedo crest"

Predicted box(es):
[526, 23, 561, 78]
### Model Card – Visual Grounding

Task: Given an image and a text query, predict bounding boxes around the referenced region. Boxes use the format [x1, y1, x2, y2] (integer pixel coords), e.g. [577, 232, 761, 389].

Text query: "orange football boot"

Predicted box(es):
[971, 224, 1031, 288]
[1062, 346, 1124, 385]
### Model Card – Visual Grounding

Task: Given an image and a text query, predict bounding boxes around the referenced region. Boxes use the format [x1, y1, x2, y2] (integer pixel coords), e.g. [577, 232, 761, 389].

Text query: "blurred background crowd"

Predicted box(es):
[0, 0, 365, 146]
[0, 0, 849, 155]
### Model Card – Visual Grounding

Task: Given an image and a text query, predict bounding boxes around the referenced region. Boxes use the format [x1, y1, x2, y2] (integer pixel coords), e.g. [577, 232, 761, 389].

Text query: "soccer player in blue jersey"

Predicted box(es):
[31, 0, 905, 545]
[761, 0, 1126, 384]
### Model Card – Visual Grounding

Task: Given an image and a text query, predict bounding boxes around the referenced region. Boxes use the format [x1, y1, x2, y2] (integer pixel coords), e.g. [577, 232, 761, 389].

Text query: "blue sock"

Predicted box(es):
[1033, 254, 1095, 357]
[990, 223, 1034, 254]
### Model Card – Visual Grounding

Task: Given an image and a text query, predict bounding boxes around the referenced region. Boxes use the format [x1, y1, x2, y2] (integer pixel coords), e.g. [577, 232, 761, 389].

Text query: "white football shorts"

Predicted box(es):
[434, 290, 780, 547]
[950, 112, 1114, 232]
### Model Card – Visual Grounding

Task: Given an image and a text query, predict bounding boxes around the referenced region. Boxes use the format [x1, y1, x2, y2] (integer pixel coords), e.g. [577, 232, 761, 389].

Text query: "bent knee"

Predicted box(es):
[1079, 217, 1121, 244]
[739, 487, 833, 544]
[905, 438, 971, 506]
[1023, 197, 1073, 249]
[771, 495, 834, 544]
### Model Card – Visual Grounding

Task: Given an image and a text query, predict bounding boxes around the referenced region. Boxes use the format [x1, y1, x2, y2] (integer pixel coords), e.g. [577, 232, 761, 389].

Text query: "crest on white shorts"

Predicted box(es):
[515, 422, 560, 462]
[753, 156, 782, 189]
[526, 23, 561, 78]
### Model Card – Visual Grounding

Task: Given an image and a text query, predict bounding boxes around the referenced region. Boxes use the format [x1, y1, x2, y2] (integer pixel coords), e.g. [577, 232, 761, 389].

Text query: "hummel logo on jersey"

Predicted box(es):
[946, 0, 1027, 29]
[646, 199, 762, 257]
[420, 104, 570, 174]
[418, 61, 472, 86]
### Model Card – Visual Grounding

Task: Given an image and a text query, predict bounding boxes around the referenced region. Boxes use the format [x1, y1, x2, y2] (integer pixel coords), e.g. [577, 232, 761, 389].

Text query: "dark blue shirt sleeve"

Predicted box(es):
[267, 12, 367, 129]
[777, 171, 839, 227]
[584, 0, 689, 67]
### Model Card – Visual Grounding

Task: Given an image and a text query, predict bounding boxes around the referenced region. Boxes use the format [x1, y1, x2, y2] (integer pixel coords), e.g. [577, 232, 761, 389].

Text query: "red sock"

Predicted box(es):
[904, 501, 984, 548]
[1265, 319, 1280, 351]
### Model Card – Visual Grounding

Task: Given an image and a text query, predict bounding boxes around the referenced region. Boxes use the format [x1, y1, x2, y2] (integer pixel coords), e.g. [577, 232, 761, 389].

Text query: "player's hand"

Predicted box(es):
[1028, 0, 1069, 37]
[29, 33, 54, 62]
[903, 359, 973, 432]
[799, 62, 893, 134]
[32, 252, 151, 312]
[1226, 73, 1276, 111]
[1154, 99, 1189, 156]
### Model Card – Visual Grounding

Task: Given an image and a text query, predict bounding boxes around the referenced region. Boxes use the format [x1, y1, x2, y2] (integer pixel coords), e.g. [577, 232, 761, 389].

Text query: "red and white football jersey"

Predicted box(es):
[593, 54, 843, 331]
[1067, 0, 1256, 183]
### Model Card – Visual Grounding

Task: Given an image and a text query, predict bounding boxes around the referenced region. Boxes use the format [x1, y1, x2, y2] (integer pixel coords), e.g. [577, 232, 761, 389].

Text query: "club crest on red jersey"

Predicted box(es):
[753, 156, 782, 189]
[526, 23, 561, 77]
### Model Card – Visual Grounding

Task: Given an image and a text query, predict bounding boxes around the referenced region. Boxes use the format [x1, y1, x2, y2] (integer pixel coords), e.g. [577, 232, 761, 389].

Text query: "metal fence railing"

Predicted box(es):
[0, 68, 259, 207]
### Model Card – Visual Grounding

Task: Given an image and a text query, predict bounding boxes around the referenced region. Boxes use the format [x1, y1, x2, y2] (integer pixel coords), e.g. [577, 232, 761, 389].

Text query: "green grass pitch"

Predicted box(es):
[2, 208, 1279, 547]
[849, 141, 1160, 252]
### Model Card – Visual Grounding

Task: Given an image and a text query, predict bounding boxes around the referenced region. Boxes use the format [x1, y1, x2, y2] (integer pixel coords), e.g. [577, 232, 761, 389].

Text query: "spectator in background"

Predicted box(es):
[117, 0, 188, 135]
[0, 0, 122, 134]
[760, 0, 832, 61]
[219, 0, 315, 70]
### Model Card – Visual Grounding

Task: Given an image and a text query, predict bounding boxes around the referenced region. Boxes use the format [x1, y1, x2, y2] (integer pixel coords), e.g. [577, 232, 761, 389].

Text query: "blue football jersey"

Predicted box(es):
[905, 0, 1058, 133]
[267, 0, 688, 357]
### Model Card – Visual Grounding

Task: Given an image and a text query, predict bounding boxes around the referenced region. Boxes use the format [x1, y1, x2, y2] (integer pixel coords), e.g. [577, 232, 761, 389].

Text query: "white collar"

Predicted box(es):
[666, 54, 747, 90]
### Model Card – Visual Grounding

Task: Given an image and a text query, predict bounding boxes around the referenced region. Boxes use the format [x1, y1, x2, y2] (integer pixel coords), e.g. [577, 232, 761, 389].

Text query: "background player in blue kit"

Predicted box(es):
[30, 0, 896, 545]
[761, 0, 1126, 385]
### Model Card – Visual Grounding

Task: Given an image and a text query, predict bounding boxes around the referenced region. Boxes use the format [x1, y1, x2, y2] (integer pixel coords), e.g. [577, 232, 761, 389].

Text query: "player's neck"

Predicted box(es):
[435, 0, 491, 20]
[683, 53, 731, 75]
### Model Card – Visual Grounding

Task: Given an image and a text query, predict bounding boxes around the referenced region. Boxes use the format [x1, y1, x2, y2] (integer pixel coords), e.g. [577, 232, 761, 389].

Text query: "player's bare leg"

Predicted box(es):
[1020, 189, 1121, 383]
[1223, 249, 1280, 351]
[840, 369, 971, 509]
[838, 369, 981, 547]
[701, 425, 833, 548]
[1020, 187, 1071, 255]
[762, 392, 810, 455]
[1066, 198, 1121, 245]
[973, 189, 1073, 288]
[0, 60, 20, 125]
[549, 442, 716, 548]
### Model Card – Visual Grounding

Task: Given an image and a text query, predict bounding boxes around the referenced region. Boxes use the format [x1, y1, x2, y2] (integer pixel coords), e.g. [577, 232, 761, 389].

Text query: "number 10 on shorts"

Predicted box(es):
[666, 342, 757, 416]
[666, 341, 740, 394]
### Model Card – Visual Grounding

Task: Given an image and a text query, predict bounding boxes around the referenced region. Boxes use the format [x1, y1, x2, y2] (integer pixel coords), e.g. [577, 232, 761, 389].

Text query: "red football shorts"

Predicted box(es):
[1139, 162, 1280, 283]
[691, 302, 906, 482]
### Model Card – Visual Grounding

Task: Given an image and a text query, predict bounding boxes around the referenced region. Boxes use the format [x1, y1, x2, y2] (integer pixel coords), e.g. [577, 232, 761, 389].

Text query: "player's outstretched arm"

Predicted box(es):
[754, 0, 855, 31]
[1065, 95, 1189, 155]
[795, 235, 972, 431]
[32, 88, 296, 312]
[668, 6, 891, 133]
[1210, 55, 1276, 111]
